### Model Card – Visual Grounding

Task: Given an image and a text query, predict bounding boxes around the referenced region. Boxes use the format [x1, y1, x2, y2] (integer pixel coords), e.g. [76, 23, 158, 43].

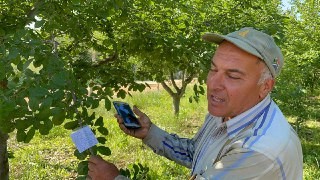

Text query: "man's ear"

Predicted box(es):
[259, 79, 275, 98]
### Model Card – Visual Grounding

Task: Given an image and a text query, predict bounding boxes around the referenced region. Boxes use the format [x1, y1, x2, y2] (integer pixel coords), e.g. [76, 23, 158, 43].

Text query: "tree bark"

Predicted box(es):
[161, 71, 196, 115]
[172, 95, 181, 116]
[0, 130, 9, 180]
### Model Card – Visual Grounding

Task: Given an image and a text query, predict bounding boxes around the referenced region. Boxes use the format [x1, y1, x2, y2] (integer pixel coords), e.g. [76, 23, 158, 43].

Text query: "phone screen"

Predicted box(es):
[113, 101, 141, 129]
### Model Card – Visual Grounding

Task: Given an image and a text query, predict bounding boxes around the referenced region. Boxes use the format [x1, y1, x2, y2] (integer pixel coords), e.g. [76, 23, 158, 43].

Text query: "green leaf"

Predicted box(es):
[88, 112, 96, 121]
[75, 176, 87, 180]
[91, 99, 99, 109]
[97, 137, 107, 144]
[0, 121, 15, 133]
[199, 85, 205, 94]
[24, 127, 36, 143]
[51, 71, 68, 88]
[133, 164, 139, 175]
[94, 116, 104, 126]
[82, 107, 88, 118]
[28, 97, 40, 111]
[74, 149, 88, 160]
[119, 168, 131, 177]
[17, 62, 23, 71]
[7, 48, 19, 61]
[38, 119, 53, 135]
[77, 161, 89, 175]
[16, 129, 27, 142]
[29, 87, 48, 98]
[52, 90, 65, 100]
[64, 120, 79, 130]
[0, 64, 5, 80]
[90, 146, 98, 155]
[52, 108, 66, 125]
[117, 89, 126, 99]
[37, 108, 52, 121]
[97, 126, 108, 136]
[40, 97, 53, 109]
[72, 0, 81, 5]
[34, 20, 45, 28]
[0, 28, 5, 36]
[15, 119, 33, 130]
[137, 84, 145, 92]
[104, 87, 114, 96]
[97, 146, 111, 156]
[193, 84, 198, 93]
[105, 98, 111, 111]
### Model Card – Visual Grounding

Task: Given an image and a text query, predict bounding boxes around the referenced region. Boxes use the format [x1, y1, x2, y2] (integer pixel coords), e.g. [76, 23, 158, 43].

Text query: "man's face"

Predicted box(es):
[206, 41, 268, 118]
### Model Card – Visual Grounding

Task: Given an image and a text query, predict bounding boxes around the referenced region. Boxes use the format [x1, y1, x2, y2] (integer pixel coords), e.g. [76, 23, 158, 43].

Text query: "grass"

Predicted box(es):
[8, 86, 320, 179]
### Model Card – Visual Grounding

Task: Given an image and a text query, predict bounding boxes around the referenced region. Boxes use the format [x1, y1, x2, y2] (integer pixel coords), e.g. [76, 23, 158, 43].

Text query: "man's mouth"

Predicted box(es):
[210, 95, 225, 103]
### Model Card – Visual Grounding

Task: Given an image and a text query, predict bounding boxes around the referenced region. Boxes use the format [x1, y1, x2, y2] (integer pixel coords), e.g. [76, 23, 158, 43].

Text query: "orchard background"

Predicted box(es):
[1, 0, 319, 179]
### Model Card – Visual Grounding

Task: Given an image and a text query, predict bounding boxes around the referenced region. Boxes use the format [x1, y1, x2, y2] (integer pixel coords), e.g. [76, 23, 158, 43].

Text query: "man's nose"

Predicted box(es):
[207, 73, 224, 90]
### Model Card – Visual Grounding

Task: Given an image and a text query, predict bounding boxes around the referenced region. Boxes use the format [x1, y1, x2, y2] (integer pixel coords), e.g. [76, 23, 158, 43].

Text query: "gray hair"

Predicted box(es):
[258, 63, 273, 85]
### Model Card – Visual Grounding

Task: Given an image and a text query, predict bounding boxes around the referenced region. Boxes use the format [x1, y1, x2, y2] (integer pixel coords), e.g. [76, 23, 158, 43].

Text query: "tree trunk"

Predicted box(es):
[0, 130, 9, 180]
[172, 95, 181, 116]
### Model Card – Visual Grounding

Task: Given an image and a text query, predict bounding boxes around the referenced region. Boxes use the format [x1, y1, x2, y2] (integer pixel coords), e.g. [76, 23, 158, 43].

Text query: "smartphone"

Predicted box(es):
[113, 101, 141, 129]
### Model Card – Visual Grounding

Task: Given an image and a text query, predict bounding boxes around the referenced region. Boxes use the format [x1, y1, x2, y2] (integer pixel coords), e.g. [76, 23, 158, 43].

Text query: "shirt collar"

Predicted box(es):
[225, 95, 272, 139]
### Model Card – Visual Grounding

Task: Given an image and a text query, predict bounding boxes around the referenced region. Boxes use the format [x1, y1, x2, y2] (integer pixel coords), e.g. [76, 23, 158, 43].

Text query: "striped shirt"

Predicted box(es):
[142, 95, 303, 179]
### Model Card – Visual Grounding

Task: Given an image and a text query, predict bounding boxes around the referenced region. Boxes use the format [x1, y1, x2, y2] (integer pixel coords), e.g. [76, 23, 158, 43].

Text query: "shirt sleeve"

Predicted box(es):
[195, 148, 281, 180]
[114, 175, 130, 180]
[142, 124, 195, 168]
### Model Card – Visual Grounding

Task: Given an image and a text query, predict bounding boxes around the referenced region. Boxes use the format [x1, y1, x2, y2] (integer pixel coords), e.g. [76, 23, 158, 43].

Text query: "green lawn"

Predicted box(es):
[8, 86, 320, 179]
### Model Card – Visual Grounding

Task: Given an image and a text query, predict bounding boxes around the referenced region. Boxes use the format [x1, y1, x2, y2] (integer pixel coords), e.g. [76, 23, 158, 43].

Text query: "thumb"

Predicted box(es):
[132, 106, 151, 126]
[88, 155, 103, 164]
[132, 105, 144, 117]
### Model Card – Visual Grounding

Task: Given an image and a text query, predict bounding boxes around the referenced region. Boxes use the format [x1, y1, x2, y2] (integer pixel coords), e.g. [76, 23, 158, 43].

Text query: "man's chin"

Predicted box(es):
[208, 109, 225, 118]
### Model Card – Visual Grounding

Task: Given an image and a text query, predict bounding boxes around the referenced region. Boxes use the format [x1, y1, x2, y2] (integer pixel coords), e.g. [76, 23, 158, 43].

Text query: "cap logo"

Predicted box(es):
[238, 30, 249, 37]
[272, 57, 280, 71]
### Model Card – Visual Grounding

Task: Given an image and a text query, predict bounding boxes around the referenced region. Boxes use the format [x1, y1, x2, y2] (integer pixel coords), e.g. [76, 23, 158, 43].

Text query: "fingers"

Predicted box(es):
[88, 156, 119, 180]
[114, 114, 124, 124]
[88, 155, 102, 163]
[132, 105, 144, 117]
[88, 155, 100, 178]
[118, 122, 130, 133]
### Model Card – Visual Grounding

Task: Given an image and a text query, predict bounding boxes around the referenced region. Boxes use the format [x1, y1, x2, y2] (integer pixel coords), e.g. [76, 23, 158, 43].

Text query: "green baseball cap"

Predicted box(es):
[202, 27, 283, 78]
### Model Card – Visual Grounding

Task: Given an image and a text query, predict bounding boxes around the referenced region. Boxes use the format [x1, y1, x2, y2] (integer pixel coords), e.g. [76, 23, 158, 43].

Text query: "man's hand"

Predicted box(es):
[115, 106, 152, 139]
[88, 155, 119, 180]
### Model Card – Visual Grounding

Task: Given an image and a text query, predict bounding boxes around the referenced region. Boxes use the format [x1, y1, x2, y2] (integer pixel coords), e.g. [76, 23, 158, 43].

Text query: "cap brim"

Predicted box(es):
[202, 33, 264, 60]
[202, 33, 225, 44]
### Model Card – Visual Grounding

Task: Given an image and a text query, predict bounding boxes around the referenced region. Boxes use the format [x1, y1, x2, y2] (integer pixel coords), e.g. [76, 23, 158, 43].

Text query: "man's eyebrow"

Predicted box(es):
[211, 61, 246, 76]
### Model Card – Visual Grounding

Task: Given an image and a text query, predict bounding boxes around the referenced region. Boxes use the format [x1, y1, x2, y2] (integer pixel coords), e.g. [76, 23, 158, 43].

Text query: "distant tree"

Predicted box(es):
[115, 0, 287, 115]
[282, 0, 320, 94]
[273, 0, 320, 119]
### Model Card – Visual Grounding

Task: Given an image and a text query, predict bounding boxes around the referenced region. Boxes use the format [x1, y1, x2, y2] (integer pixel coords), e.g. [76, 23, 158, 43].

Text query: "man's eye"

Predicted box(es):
[228, 75, 240, 79]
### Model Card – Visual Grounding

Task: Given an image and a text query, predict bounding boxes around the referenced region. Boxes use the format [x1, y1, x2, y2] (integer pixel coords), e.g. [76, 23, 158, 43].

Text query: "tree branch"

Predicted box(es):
[170, 72, 180, 93]
[92, 52, 118, 67]
[0, 79, 8, 90]
[161, 81, 175, 97]
[178, 73, 195, 97]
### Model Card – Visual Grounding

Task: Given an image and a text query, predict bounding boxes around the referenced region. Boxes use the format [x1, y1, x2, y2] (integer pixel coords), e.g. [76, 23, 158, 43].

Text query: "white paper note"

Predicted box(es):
[70, 125, 98, 153]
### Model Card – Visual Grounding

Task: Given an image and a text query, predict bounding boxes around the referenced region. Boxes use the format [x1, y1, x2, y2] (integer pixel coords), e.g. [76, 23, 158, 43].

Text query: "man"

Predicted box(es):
[88, 27, 303, 180]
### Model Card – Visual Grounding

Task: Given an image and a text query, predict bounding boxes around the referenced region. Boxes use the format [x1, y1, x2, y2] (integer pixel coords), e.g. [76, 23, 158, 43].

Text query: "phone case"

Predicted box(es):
[113, 101, 141, 129]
